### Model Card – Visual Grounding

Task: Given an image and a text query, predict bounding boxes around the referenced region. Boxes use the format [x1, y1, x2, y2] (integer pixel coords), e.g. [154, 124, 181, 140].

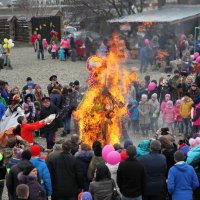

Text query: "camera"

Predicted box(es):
[161, 127, 169, 135]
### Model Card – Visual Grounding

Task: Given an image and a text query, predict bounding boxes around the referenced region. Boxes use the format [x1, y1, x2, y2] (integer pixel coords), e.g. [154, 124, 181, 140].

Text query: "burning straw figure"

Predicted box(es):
[74, 34, 138, 146]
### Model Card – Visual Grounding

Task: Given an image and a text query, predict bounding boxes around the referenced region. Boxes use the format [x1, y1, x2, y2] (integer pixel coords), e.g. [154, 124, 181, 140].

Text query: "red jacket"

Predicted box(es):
[21, 121, 45, 143]
[31, 34, 38, 45]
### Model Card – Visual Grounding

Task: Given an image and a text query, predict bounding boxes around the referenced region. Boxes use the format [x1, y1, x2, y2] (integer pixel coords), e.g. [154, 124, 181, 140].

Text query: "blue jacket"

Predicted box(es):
[168, 162, 199, 200]
[0, 89, 9, 103]
[137, 140, 150, 157]
[139, 47, 148, 62]
[128, 100, 139, 121]
[186, 145, 200, 164]
[31, 157, 52, 196]
[0, 102, 5, 120]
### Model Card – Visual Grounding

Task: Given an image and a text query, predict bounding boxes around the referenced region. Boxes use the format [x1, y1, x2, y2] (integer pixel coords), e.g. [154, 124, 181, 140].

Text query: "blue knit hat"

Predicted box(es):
[124, 139, 133, 149]
[82, 192, 92, 200]
[27, 81, 34, 87]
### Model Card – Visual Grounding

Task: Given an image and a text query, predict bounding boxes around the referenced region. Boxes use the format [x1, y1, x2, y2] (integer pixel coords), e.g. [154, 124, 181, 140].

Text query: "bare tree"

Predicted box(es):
[63, 0, 144, 31]
[17, 0, 48, 16]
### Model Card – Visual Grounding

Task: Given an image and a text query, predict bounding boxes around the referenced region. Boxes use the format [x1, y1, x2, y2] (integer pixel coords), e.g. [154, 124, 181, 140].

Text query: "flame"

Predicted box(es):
[74, 34, 138, 147]
[155, 50, 169, 61]
[137, 22, 154, 32]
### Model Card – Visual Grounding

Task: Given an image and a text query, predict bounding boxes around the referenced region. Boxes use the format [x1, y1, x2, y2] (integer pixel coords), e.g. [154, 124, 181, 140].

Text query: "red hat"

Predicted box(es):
[30, 145, 41, 157]
[12, 94, 20, 101]
[41, 97, 50, 103]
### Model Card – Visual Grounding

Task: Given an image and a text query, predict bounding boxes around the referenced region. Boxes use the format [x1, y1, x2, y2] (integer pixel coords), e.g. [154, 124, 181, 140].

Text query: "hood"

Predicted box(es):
[120, 149, 128, 161]
[17, 160, 33, 171]
[174, 163, 188, 172]
[137, 140, 150, 156]
[130, 100, 138, 107]
[17, 172, 37, 183]
[75, 150, 93, 162]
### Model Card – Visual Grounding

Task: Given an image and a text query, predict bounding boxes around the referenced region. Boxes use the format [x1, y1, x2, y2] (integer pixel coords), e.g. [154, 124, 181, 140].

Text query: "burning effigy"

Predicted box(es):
[74, 34, 138, 146]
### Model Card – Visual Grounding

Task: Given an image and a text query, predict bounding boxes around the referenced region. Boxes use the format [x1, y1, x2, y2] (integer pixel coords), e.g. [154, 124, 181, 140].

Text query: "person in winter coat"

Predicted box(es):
[47, 75, 62, 95]
[0, 81, 9, 104]
[149, 93, 160, 133]
[138, 140, 167, 200]
[180, 95, 193, 136]
[51, 41, 58, 59]
[16, 116, 47, 144]
[174, 99, 183, 134]
[168, 70, 182, 101]
[120, 140, 133, 161]
[159, 136, 176, 177]
[117, 145, 145, 200]
[186, 137, 200, 164]
[30, 31, 38, 45]
[60, 85, 79, 136]
[70, 134, 81, 155]
[34, 84, 45, 105]
[188, 83, 200, 104]
[22, 94, 36, 122]
[192, 102, 200, 134]
[6, 150, 33, 200]
[87, 141, 105, 181]
[46, 140, 83, 199]
[58, 47, 65, 61]
[40, 97, 62, 149]
[139, 45, 148, 73]
[17, 165, 47, 200]
[138, 94, 151, 136]
[60, 37, 70, 60]
[49, 87, 62, 109]
[127, 100, 139, 135]
[178, 139, 189, 158]
[159, 81, 172, 103]
[162, 100, 176, 135]
[89, 164, 114, 200]
[29, 145, 52, 198]
[75, 143, 93, 191]
[168, 151, 199, 200]
[160, 94, 171, 113]
[136, 139, 151, 157]
[34, 34, 44, 60]
[136, 81, 148, 102]
[0, 101, 5, 120]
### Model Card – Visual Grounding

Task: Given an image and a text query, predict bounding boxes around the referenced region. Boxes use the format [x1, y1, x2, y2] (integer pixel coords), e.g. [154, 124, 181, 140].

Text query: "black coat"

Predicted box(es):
[117, 157, 145, 198]
[46, 152, 83, 198]
[18, 172, 46, 200]
[40, 104, 62, 133]
[6, 160, 33, 200]
[137, 152, 167, 196]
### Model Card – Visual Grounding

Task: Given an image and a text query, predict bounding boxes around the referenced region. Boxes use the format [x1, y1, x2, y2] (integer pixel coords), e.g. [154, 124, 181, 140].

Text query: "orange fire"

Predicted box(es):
[137, 22, 154, 32]
[74, 34, 138, 147]
[155, 50, 169, 61]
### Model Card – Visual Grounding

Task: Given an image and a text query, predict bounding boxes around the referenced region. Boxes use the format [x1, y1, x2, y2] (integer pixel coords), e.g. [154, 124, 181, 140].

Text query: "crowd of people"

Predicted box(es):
[31, 30, 100, 62]
[1, 29, 200, 200]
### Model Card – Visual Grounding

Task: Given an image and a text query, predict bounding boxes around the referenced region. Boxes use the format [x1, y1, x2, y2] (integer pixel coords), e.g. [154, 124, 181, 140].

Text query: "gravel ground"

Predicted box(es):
[0, 46, 175, 199]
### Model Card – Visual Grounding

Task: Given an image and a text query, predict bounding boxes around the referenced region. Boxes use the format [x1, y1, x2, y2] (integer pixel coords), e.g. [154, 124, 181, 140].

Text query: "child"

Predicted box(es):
[161, 94, 171, 112]
[163, 100, 176, 135]
[174, 99, 183, 134]
[127, 100, 139, 134]
[58, 47, 65, 61]
[43, 38, 48, 50]
[16, 184, 29, 200]
[22, 94, 36, 123]
[51, 41, 58, 59]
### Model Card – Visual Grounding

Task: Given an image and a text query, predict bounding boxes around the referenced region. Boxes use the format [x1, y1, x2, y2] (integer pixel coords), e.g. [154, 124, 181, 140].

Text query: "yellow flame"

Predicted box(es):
[74, 34, 138, 147]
